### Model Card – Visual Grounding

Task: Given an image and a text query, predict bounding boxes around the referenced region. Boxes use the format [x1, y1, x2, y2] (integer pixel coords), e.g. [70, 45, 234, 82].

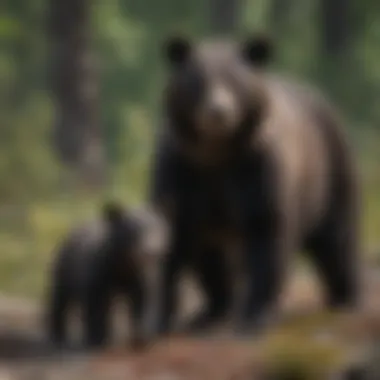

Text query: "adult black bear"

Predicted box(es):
[46, 202, 169, 349]
[148, 34, 361, 336]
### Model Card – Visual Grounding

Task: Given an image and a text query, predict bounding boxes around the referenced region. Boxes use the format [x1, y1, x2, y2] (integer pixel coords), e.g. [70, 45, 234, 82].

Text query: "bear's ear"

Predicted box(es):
[164, 35, 192, 67]
[241, 34, 273, 67]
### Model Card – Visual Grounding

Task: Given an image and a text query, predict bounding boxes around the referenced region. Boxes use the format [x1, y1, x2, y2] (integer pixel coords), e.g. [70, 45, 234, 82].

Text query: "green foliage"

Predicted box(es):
[0, 197, 101, 297]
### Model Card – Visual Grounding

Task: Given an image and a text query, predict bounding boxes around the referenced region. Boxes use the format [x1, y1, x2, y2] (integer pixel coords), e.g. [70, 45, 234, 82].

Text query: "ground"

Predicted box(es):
[0, 266, 380, 379]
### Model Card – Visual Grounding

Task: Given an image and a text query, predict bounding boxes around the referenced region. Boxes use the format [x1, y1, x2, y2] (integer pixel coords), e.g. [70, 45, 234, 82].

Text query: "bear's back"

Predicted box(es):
[258, 74, 352, 233]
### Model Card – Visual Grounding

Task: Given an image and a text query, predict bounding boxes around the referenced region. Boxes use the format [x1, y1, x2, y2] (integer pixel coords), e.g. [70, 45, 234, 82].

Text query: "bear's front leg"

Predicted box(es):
[236, 231, 286, 336]
[180, 242, 233, 335]
[232, 154, 296, 336]
[235, 188, 295, 336]
[83, 285, 112, 349]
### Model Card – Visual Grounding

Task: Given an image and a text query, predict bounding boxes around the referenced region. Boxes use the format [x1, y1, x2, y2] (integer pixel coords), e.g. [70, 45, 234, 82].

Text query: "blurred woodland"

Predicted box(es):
[0, 0, 379, 298]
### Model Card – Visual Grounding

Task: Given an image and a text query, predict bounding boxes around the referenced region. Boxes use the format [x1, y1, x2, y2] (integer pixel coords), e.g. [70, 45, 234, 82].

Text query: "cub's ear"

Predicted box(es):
[102, 201, 125, 225]
[241, 34, 273, 67]
[163, 35, 192, 67]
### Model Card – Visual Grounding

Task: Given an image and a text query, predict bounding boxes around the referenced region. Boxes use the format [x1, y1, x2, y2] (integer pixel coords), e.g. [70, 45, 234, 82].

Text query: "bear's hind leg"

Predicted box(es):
[306, 218, 360, 310]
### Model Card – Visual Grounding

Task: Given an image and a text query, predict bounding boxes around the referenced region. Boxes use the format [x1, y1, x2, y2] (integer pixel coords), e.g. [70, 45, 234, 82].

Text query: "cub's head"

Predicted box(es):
[127, 206, 170, 262]
[162, 34, 273, 147]
[103, 203, 169, 276]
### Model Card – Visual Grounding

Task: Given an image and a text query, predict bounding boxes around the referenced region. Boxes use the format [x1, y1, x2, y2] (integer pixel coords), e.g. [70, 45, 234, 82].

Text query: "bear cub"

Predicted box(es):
[46, 201, 169, 350]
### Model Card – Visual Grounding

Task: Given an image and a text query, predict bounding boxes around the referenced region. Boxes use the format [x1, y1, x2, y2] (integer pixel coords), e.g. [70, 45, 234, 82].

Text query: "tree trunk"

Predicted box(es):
[320, 0, 351, 57]
[208, 0, 240, 35]
[319, 0, 354, 110]
[48, 0, 105, 188]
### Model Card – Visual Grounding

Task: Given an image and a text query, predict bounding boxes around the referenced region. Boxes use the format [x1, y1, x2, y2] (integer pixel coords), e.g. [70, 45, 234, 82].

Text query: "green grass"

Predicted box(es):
[260, 312, 367, 380]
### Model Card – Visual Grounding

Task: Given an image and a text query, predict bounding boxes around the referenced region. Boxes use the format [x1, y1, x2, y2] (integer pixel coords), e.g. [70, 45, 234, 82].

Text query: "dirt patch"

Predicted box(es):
[0, 268, 379, 379]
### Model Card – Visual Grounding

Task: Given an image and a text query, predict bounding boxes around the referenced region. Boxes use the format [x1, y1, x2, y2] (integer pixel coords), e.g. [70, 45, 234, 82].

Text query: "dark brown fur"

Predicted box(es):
[148, 35, 361, 336]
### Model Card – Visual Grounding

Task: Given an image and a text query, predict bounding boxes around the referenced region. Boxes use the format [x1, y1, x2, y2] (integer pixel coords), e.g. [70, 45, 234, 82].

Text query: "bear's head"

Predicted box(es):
[162, 34, 273, 156]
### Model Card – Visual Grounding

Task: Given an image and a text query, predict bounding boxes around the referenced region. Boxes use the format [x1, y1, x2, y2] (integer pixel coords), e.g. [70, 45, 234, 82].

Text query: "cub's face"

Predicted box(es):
[163, 34, 273, 144]
[126, 208, 170, 269]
